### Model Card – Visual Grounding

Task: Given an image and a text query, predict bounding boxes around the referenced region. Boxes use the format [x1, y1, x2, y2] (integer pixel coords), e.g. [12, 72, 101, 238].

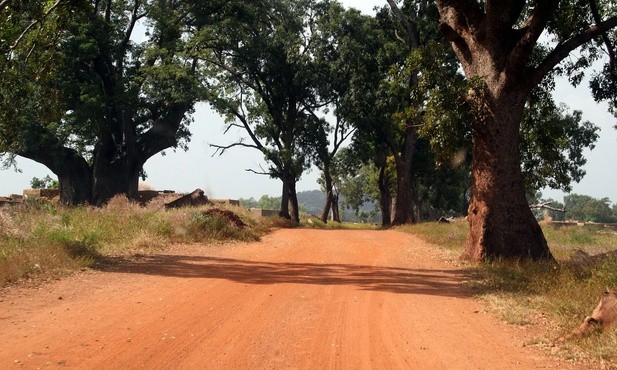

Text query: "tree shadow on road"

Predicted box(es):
[98, 254, 475, 298]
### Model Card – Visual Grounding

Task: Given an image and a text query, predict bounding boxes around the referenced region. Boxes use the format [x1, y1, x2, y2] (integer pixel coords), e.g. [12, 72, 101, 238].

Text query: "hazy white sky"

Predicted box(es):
[1, 1, 616, 204]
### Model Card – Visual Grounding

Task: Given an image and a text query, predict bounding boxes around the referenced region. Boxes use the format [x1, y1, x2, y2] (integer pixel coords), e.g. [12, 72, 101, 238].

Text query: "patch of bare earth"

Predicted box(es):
[0, 229, 586, 369]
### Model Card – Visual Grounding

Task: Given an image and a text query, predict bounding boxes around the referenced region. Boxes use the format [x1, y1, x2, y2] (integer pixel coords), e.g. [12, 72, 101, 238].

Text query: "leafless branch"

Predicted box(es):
[121, 0, 146, 52]
[245, 166, 270, 176]
[210, 141, 259, 156]
[531, 15, 617, 89]
[529, 202, 565, 213]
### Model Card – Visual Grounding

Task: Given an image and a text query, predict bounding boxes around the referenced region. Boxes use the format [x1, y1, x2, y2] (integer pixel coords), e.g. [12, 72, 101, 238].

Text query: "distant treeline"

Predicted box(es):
[239, 190, 381, 223]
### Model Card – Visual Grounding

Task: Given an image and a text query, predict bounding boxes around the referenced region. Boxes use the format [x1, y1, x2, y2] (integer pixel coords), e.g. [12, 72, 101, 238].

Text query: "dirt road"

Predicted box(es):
[0, 229, 579, 369]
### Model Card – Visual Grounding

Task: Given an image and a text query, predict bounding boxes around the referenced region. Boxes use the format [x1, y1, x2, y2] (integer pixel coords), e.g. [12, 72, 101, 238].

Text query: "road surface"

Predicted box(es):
[0, 229, 581, 369]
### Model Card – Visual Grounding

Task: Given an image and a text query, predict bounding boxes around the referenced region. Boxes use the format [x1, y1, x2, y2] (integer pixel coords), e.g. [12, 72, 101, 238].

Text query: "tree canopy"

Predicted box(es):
[1, 0, 206, 204]
[433, 0, 617, 261]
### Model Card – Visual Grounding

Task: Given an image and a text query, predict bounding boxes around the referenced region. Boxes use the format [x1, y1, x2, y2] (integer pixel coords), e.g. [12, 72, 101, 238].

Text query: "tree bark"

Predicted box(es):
[279, 181, 291, 220]
[286, 176, 300, 224]
[435, 0, 557, 261]
[19, 146, 93, 205]
[460, 89, 553, 261]
[57, 155, 93, 206]
[378, 163, 392, 227]
[320, 162, 334, 223]
[91, 155, 141, 205]
[279, 168, 300, 224]
[331, 192, 341, 222]
[391, 126, 418, 225]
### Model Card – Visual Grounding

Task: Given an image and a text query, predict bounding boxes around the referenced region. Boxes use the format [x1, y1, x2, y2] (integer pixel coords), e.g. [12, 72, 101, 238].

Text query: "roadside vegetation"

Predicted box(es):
[404, 220, 617, 366]
[0, 197, 270, 287]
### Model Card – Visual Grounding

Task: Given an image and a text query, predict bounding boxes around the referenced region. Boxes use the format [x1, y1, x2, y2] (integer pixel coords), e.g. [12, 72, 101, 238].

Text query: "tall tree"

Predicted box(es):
[434, 0, 617, 260]
[201, 0, 332, 223]
[334, 1, 437, 226]
[310, 3, 370, 223]
[0, 0, 205, 205]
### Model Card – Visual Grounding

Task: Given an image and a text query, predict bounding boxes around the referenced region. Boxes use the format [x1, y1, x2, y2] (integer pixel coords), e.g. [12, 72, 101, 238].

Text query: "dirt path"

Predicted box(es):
[0, 229, 580, 369]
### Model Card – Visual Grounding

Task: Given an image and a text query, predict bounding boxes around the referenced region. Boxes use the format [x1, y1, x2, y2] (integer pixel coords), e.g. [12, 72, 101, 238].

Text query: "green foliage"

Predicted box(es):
[1, 0, 206, 204]
[521, 89, 599, 192]
[239, 195, 281, 210]
[199, 0, 341, 221]
[30, 175, 59, 189]
[564, 194, 617, 223]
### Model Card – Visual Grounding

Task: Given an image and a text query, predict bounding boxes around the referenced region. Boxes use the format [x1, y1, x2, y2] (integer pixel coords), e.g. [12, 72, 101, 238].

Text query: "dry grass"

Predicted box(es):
[405, 220, 617, 366]
[0, 196, 268, 287]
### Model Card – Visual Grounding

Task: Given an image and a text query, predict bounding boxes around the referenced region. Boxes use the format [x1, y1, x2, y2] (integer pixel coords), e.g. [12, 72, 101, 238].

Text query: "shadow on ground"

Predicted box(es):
[98, 254, 474, 298]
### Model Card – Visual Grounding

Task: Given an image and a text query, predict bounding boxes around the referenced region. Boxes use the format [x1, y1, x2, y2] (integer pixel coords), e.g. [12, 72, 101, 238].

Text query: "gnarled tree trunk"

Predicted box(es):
[435, 0, 560, 261]
[461, 89, 552, 261]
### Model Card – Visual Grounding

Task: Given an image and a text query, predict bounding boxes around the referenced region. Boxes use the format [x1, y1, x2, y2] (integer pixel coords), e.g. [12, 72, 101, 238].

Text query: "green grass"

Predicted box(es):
[0, 196, 268, 286]
[396, 219, 468, 251]
[299, 214, 379, 230]
[403, 220, 617, 366]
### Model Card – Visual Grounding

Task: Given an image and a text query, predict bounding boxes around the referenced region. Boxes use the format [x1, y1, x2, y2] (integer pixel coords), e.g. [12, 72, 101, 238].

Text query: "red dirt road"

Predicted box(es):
[1, 229, 579, 369]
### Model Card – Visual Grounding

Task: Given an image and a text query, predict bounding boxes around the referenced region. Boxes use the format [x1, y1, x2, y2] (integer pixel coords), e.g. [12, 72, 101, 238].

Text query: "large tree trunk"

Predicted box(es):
[461, 90, 553, 261]
[287, 177, 300, 224]
[91, 140, 142, 205]
[279, 181, 291, 219]
[20, 146, 94, 205]
[391, 127, 418, 225]
[91, 161, 141, 205]
[331, 192, 341, 222]
[378, 163, 392, 227]
[57, 156, 93, 206]
[434, 1, 558, 261]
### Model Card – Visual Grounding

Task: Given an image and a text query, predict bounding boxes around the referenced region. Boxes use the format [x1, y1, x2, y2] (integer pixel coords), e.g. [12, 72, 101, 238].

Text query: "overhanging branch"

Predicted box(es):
[531, 15, 617, 89]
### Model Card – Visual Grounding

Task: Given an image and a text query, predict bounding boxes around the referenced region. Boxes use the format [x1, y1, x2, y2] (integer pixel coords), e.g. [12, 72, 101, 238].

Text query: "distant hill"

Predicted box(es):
[297, 190, 326, 215]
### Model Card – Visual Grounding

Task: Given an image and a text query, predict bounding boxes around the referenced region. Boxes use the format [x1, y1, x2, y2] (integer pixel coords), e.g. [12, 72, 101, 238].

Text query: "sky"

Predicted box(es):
[1, 1, 616, 204]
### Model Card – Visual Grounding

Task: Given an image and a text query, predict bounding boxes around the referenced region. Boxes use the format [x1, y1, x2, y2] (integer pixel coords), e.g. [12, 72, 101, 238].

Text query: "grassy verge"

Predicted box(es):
[0, 196, 269, 287]
[299, 214, 380, 230]
[403, 219, 617, 366]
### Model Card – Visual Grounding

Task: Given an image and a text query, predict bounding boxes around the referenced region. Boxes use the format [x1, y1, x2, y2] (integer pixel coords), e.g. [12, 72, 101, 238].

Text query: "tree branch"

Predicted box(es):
[509, 0, 559, 72]
[530, 202, 565, 213]
[0, 0, 11, 12]
[485, 0, 526, 32]
[435, 0, 484, 35]
[7, 0, 63, 55]
[120, 0, 145, 53]
[386, 0, 419, 49]
[245, 167, 271, 176]
[530, 15, 617, 89]
[589, 0, 616, 71]
[210, 141, 260, 156]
